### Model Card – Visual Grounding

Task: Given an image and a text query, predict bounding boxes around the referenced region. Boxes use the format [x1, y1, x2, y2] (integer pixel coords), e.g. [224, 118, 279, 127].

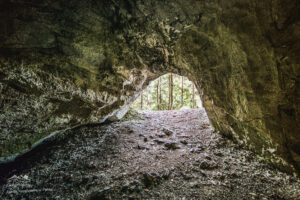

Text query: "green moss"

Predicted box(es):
[52, 96, 94, 119]
[121, 109, 144, 121]
[5, 79, 43, 96]
[221, 8, 259, 36]
[0, 131, 49, 157]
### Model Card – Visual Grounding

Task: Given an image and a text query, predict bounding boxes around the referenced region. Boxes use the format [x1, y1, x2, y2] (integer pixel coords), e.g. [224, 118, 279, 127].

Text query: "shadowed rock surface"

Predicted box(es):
[0, 0, 300, 174]
[1, 109, 299, 199]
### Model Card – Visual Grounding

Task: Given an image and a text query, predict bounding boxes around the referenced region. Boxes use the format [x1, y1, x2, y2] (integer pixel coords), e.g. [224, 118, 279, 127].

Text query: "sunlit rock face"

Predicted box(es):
[0, 0, 299, 173]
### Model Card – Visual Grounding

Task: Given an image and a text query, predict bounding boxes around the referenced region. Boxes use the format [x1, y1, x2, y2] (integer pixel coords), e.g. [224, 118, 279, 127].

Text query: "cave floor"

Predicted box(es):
[1, 109, 300, 200]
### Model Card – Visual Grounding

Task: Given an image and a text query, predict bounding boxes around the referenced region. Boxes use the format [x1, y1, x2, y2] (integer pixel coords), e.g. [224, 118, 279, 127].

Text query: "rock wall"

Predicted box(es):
[0, 0, 299, 173]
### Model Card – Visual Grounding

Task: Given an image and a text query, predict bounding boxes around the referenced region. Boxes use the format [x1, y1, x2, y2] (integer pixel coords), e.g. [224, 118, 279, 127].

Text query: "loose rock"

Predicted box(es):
[164, 141, 181, 150]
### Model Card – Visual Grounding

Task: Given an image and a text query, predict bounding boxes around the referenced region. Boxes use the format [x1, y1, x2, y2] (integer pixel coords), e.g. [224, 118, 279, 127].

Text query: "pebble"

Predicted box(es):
[156, 133, 166, 138]
[164, 141, 181, 150]
[214, 151, 224, 157]
[88, 186, 111, 200]
[180, 140, 188, 145]
[190, 148, 202, 153]
[142, 172, 161, 187]
[154, 139, 165, 144]
[136, 145, 147, 150]
[162, 128, 173, 136]
[189, 181, 200, 188]
[205, 155, 212, 160]
[199, 160, 217, 170]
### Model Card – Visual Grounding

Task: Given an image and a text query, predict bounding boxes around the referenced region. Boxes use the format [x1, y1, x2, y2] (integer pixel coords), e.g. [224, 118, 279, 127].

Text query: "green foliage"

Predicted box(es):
[131, 73, 202, 110]
[121, 109, 145, 121]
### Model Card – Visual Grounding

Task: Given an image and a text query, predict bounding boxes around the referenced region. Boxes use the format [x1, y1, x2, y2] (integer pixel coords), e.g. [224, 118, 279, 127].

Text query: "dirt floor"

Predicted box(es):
[1, 108, 300, 200]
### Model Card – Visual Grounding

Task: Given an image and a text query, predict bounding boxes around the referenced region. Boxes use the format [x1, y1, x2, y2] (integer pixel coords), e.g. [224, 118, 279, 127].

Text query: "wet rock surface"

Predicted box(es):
[1, 109, 299, 200]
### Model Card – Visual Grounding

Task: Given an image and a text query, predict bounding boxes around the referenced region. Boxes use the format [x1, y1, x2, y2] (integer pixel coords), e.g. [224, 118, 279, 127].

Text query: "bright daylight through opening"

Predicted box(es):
[131, 73, 202, 111]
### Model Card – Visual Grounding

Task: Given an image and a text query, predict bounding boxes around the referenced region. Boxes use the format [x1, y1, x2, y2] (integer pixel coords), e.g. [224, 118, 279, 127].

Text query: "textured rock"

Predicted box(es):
[0, 0, 299, 173]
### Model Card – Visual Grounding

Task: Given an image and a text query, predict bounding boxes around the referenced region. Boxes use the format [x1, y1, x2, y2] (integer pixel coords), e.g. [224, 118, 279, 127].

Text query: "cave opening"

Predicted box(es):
[131, 73, 203, 111]
[124, 72, 212, 151]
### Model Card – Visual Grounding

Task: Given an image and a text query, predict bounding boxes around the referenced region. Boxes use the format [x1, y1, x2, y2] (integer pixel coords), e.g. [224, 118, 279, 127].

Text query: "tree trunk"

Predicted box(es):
[156, 77, 160, 110]
[140, 91, 143, 110]
[168, 73, 173, 110]
[146, 92, 149, 109]
[192, 84, 195, 109]
[181, 76, 184, 107]
[159, 76, 162, 109]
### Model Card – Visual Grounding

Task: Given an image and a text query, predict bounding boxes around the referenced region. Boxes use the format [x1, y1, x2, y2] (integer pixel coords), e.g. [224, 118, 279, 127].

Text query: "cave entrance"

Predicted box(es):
[126, 73, 211, 148]
[131, 73, 203, 111]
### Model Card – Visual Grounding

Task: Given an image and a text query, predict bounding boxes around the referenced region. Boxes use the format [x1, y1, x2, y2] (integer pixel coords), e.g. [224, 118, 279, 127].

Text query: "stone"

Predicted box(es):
[88, 187, 111, 200]
[199, 161, 218, 170]
[119, 126, 134, 134]
[162, 128, 174, 136]
[189, 181, 200, 188]
[162, 169, 171, 179]
[214, 151, 224, 157]
[180, 140, 188, 145]
[199, 161, 211, 169]
[142, 172, 161, 187]
[136, 145, 147, 150]
[128, 195, 137, 200]
[190, 148, 203, 153]
[205, 155, 212, 160]
[121, 180, 141, 193]
[164, 141, 181, 150]
[153, 139, 165, 144]
[181, 172, 194, 180]
[156, 133, 166, 138]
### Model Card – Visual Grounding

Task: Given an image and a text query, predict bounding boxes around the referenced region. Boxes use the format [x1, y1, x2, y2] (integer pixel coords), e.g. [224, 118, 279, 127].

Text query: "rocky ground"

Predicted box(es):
[0, 108, 300, 200]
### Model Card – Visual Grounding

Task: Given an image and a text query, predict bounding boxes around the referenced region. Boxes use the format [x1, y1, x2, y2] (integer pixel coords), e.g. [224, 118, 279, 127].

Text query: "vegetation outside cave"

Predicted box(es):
[131, 73, 202, 111]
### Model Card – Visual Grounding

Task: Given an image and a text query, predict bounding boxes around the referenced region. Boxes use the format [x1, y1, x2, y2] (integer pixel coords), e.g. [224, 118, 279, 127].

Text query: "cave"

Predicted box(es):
[0, 0, 300, 199]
